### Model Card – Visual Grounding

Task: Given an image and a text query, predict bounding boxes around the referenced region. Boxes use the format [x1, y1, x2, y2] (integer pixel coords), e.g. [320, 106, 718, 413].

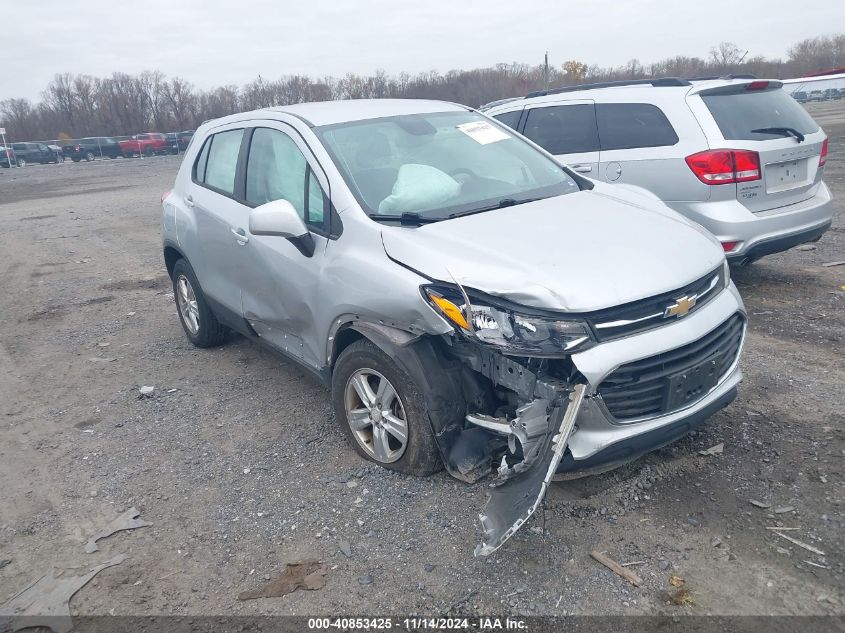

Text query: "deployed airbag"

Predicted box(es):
[378, 164, 460, 215]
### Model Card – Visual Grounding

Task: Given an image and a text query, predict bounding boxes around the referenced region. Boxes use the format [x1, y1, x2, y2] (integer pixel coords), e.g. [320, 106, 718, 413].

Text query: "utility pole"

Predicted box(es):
[544, 52, 550, 91]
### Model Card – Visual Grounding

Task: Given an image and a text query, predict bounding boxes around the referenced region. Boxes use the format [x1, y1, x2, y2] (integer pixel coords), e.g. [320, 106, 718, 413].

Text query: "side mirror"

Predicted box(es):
[249, 199, 315, 257]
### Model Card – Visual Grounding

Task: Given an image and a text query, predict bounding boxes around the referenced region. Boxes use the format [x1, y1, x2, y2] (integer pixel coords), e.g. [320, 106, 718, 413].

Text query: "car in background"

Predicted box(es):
[177, 130, 194, 151]
[807, 90, 825, 102]
[822, 88, 841, 101]
[0, 145, 15, 168]
[11, 142, 61, 166]
[164, 133, 181, 154]
[792, 90, 808, 103]
[119, 133, 168, 157]
[484, 77, 832, 265]
[62, 137, 122, 161]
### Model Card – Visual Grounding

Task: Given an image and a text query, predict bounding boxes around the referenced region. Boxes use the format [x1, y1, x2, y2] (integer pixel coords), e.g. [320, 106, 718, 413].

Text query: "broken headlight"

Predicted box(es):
[423, 285, 595, 356]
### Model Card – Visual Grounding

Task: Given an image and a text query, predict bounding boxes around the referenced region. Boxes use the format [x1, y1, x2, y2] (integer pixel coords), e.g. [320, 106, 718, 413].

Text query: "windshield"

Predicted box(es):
[701, 88, 819, 141]
[315, 111, 580, 221]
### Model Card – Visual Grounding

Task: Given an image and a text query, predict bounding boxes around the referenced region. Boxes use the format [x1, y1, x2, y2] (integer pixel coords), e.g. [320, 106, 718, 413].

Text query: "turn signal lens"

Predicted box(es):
[427, 291, 469, 330]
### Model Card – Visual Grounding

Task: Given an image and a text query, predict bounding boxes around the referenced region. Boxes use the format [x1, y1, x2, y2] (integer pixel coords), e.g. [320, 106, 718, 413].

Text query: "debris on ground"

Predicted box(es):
[0, 559, 10, 570]
[795, 244, 817, 251]
[590, 550, 642, 586]
[669, 574, 685, 587]
[698, 443, 724, 456]
[84, 507, 152, 553]
[338, 541, 352, 559]
[138, 385, 155, 397]
[773, 532, 826, 556]
[749, 499, 771, 509]
[357, 574, 373, 586]
[237, 559, 327, 600]
[88, 357, 117, 363]
[668, 587, 694, 606]
[0, 554, 126, 633]
[821, 260, 845, 267]
[774, 506, 796, 514]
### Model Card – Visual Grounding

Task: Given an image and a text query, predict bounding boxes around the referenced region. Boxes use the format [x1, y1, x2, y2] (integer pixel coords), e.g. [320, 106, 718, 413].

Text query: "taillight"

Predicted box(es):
[820, 138, 829, 168]
[746, 81, 770, 91]
[161, 189, 172, 204]
[721, 241, 738, 253]
[685, 149, 761, 185]
[75, 144, 81, 151]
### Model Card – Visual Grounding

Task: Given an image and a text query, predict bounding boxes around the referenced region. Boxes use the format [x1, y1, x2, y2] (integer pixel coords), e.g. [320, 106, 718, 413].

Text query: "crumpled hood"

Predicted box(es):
[381, 188, 724, 312]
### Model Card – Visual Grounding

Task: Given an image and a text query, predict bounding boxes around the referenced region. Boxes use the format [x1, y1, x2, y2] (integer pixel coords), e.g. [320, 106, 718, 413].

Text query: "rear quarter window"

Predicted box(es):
[596, 103, 679, 151]
[700, 88, 819, 141]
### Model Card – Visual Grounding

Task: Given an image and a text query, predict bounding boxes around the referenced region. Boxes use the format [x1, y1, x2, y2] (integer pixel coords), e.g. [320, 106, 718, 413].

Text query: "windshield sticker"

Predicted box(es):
[456, 121, 511, 145]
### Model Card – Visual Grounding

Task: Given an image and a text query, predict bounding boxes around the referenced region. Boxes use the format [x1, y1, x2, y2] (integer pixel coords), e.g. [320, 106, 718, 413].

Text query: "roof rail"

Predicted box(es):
[688, 74, 758, 81]
[525, 77, 691, 99]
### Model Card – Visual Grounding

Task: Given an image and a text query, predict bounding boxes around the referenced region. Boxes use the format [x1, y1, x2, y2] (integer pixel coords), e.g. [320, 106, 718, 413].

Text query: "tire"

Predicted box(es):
[331, 339, 441, 476]
[122, 152, 132, 159]
[72, 157, 81, 163]
[85, 151, 95, 162]
[171, 259, 227, 348]
[17, 159, 26, 168]
[144, 147, 154, 158]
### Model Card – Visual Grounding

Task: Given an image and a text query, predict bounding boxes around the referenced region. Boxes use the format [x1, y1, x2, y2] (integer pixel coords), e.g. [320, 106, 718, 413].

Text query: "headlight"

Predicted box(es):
[423, 285, 595, 356]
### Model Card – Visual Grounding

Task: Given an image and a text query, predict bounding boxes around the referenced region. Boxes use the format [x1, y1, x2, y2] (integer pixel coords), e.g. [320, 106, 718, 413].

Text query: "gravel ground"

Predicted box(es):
[0, 103, 843, 618]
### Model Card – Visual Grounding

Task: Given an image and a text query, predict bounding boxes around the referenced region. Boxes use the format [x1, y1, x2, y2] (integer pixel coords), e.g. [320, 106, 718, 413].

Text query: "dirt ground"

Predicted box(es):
[1, 103, 843, 620]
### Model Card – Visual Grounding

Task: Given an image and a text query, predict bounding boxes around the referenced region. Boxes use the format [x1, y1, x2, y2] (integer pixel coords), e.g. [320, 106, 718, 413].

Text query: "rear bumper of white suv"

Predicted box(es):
[670, 182, 833, 264]
[558, 282, 745, 475]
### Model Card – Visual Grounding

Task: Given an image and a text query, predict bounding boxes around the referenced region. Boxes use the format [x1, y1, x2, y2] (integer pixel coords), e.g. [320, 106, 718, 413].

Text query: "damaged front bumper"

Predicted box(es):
[448, 283, 746, 555]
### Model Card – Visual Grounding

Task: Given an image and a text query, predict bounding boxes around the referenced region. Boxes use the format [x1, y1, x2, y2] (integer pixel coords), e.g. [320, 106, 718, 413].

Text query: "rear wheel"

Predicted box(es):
[332, 339, 440, 476]
[84, 151, 95, 162]
[144, 147, 154, 158]
[72, 157, 81, 163]
[17, 158, 26, 168]
[171, 259, 227, 348]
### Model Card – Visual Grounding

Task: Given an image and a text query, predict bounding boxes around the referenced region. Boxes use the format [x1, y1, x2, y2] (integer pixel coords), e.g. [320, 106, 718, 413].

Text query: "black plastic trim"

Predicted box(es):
[728, 220, 832, 265]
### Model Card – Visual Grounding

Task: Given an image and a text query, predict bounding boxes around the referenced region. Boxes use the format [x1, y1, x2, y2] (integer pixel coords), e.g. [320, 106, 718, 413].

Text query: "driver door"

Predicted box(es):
[239, 124, 331, 371]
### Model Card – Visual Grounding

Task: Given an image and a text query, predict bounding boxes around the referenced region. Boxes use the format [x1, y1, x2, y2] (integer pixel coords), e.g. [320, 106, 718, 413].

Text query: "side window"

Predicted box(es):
[193, 136, 212, 184]
[204, 129, 244, 194]
[246, 128, 306, 218]
[596, 103, 679, 151]
[492, 110, 521, 131]
[522, 104, 600, 155]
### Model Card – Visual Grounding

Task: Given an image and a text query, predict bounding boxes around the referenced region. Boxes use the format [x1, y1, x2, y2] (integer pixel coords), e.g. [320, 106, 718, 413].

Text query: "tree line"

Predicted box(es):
[2, 33, 843, 142]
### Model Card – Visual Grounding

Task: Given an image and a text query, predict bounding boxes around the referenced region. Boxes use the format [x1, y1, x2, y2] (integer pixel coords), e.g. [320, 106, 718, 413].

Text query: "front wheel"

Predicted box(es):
[144, 147, 154, 158]
[331, 339, 441, 476]
[17, 159, 26, 168]
[85, 151, 95, 162]
[171, 259, 227, 348]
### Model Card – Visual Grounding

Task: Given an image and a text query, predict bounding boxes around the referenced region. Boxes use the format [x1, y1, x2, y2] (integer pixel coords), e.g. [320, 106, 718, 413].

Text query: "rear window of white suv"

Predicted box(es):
[701, 87, 819, 141]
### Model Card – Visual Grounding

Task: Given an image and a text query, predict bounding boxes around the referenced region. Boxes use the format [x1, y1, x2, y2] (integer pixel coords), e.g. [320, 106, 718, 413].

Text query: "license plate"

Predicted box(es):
[766, 159, 808, 193]
[664, 358, 720, 410]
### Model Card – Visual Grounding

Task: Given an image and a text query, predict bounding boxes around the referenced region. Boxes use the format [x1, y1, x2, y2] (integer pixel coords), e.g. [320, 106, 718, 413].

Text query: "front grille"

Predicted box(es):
[598, 313, 744, 421]
[586, 267, 724, 342]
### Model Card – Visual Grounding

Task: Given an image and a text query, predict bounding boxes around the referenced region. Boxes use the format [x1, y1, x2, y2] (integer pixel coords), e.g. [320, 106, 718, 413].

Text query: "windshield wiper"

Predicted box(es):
[367, 212, 443, 226]
[447, 197, 543, 220]
[751, 127, 805, 143]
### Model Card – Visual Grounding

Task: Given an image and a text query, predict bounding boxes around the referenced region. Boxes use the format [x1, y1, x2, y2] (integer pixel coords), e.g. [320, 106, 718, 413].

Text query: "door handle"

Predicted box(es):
[184, 195, 194, 207]
[570, 164, 592, 173]
[231, 228, 249, 244]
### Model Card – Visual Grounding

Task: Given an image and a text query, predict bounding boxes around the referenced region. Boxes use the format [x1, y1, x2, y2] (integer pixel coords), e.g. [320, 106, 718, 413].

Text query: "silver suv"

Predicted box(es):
[161, 100, 746, 554]
[484, 78, 832, 264]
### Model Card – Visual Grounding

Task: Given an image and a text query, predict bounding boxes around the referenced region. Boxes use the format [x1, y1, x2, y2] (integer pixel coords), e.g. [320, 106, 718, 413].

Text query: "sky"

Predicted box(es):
[3, 0, 845, 102]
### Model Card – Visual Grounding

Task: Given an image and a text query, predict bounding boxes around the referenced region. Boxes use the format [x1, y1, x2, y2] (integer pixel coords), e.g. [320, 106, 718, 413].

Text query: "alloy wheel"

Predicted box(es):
[344, 369, 409, 463]
[176, 275, 200, 335]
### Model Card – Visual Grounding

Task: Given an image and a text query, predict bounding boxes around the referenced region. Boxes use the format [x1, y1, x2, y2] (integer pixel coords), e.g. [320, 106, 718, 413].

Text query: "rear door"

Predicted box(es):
[690, 83, 827, 213]
[519, 100, 600, 175]
[188, 126, 250, 314]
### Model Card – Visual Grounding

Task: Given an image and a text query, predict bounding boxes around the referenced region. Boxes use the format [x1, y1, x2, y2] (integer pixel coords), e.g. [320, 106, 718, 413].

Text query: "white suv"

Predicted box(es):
[484, 77, 832, 264]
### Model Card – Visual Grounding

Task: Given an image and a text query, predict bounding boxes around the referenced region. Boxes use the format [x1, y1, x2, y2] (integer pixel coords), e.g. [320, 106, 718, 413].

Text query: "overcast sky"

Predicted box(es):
[4, 0, 844, 102]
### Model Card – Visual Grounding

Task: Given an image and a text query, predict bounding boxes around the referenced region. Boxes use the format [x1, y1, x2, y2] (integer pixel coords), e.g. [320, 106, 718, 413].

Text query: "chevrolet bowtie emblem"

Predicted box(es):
[665, 295, 697, 318]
